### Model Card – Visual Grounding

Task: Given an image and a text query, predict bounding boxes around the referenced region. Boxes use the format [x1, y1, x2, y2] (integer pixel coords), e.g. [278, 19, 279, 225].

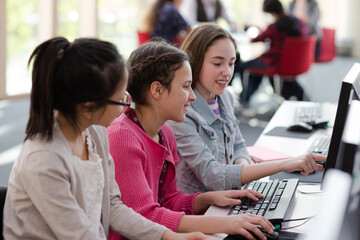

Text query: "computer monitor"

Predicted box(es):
[299, 169, 353, 240]
[300, 101, 360, 240]
[314, 100, 360, 240]
[336, 100, 360, 240]
[323, 63, 360, 175]
[334, 100, 360, 174]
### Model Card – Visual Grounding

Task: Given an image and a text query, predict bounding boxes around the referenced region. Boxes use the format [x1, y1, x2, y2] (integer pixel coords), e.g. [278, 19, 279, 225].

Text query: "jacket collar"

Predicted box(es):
[190, 89, 232, 125]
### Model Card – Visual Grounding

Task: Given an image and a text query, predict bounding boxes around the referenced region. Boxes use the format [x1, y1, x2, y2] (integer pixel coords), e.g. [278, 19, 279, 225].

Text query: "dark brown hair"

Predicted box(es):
[263, 0, 284, 14]
[180, 23, 237, 88]
[127, 41, 188, 106]
[26, 37, 125, 141]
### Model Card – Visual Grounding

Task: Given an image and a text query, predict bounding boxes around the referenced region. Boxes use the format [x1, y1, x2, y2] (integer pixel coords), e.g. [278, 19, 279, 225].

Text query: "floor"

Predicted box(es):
[0, 56, 359, 186]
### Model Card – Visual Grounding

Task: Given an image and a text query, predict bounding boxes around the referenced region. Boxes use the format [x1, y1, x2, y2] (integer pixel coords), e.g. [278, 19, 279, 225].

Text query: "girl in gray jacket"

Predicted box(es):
[168, 23, 325, 194]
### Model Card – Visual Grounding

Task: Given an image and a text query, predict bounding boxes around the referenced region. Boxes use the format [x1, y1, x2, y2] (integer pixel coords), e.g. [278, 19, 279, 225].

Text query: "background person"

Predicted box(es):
[141, 0, 191, 45]
[181, 0, 237, 31]
[237, 0, 309, 103]
[289, 0, 322, 59]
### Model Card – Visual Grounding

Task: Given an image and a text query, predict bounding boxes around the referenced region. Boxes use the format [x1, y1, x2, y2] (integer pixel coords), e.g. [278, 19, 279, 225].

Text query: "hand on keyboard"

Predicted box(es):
[282, 153, 326, 175]
[203, 189, 264, 208]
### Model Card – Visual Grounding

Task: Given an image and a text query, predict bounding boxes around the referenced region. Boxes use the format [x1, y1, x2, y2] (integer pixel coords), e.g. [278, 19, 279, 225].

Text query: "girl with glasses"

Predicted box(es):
[107, 41, 275, 240]
[3, 37, 208, 240]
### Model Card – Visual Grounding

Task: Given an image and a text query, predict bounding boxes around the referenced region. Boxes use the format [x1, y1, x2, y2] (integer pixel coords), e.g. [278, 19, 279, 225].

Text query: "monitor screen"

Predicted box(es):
[303, 100, 360, 240]
[323, 63, 360, 175]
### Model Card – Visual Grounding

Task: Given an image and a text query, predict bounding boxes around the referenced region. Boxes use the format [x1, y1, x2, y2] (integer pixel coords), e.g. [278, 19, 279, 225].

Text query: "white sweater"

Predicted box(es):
[3, 121, 168, 240]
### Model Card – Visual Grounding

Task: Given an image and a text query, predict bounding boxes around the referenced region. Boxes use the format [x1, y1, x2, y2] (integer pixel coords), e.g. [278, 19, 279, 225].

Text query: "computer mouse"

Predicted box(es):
[287, 122, 314, 132]
[224, 227, 279, 240]
[256, 227, 279, 240]
[311, 121, 329, 129]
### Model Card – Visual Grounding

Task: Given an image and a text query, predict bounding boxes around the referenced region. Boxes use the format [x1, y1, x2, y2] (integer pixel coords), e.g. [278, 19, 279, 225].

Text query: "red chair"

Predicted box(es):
[316, 28, 336, 62]
[242, 35, 317, 100]
[136, 30, 151, 46]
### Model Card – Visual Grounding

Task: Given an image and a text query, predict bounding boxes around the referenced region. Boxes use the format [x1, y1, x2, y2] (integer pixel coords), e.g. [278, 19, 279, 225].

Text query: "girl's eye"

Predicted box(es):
[214, 63, 221, 66]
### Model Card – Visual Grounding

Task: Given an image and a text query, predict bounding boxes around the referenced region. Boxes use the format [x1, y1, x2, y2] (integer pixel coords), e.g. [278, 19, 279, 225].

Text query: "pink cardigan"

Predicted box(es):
[107, 113, 200, 240]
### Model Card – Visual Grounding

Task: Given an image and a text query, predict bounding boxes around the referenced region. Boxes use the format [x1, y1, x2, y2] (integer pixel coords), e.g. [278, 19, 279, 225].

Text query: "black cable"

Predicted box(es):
[280, 216, 314, 230]
[283, 216, 314, 222]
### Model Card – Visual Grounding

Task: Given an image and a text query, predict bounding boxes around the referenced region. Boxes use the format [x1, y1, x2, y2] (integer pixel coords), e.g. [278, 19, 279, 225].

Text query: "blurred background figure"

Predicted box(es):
[181, 0, 237, 31]
[140, 0, 191, 45]
[237, 0, 308, 104]
[288, 0, 322, 59]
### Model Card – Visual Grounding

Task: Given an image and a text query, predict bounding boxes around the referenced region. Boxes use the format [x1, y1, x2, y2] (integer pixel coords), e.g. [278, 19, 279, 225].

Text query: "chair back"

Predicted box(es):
[278, 35, 317, 77]
[136, 30, 151, 46]
[0, 186, 7, 240]
[316, 28, 336, 62]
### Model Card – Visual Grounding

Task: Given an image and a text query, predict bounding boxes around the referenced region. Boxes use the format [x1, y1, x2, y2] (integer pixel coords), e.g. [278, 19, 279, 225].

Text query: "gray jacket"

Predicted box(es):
[168, 89, 251, 194]
[3, 122, 167, 240]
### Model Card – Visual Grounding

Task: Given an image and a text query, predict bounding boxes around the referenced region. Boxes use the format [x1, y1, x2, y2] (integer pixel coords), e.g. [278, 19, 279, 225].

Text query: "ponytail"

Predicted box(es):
[25, 37, 125, 141]
[26, 37, 71, 141]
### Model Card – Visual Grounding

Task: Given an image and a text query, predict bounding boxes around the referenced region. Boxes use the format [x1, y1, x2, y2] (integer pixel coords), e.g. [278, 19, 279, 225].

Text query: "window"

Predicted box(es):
[98, 0, 144, 59]
[6, 0, 38, 97]
[58, 0, 79, 41]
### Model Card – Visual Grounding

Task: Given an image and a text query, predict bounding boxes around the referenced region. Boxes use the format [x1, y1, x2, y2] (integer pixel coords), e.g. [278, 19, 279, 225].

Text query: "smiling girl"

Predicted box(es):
[167, 23, 325, 194]
[107, 41, 275, 240]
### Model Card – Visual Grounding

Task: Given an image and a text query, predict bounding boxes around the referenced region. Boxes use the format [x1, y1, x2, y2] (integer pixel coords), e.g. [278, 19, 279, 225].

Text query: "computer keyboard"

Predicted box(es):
[293, 104, 324, 124]
[228, 179, 299, 226]
[307, 137, 331, 156]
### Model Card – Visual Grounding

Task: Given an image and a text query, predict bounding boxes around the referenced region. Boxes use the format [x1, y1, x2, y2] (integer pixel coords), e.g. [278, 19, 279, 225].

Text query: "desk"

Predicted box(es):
[258, 101, 337, 234]
[255, 101, 337, 157]
[205, 100, 338, 239]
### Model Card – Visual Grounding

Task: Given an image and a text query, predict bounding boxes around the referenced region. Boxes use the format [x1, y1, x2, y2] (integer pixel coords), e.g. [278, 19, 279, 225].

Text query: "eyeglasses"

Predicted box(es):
[105, 91, 132, 108]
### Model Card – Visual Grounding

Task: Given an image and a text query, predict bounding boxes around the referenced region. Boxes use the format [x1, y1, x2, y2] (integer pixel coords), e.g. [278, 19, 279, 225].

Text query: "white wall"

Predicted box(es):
[322, 0, 360, 57]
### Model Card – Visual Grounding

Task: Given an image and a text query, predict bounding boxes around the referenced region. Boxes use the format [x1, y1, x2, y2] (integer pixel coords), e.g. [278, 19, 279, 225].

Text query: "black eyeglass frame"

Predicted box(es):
[105, 100, 131, 107]
[105, 91, 131, 107]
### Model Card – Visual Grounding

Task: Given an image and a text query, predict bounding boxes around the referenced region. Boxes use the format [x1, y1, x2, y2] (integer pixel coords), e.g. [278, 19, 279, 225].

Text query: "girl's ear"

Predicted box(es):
[79, 102, 97, 119]
[150, 81, 166, 100]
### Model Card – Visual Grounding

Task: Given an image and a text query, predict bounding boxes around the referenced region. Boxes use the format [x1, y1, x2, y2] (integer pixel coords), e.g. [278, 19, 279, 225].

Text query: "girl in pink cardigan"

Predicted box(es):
[107, 41, 275, 240]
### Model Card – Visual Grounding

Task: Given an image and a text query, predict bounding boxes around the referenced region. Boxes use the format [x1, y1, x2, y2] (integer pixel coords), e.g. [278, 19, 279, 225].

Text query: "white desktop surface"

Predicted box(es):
[255, 101, 337, 157]
[205, 101, 337, 239]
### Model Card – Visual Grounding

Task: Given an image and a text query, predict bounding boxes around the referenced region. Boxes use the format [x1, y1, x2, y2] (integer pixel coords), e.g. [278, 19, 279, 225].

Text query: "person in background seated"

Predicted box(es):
[167, 23, 325, 195]
[288, 0, 322, 59]
[181, 0, 237, 31]
[107, 41, 276, 240]
[141, 0, 191, 45]
[2, 37, 209, 240]
[237, 0, 308, 103]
